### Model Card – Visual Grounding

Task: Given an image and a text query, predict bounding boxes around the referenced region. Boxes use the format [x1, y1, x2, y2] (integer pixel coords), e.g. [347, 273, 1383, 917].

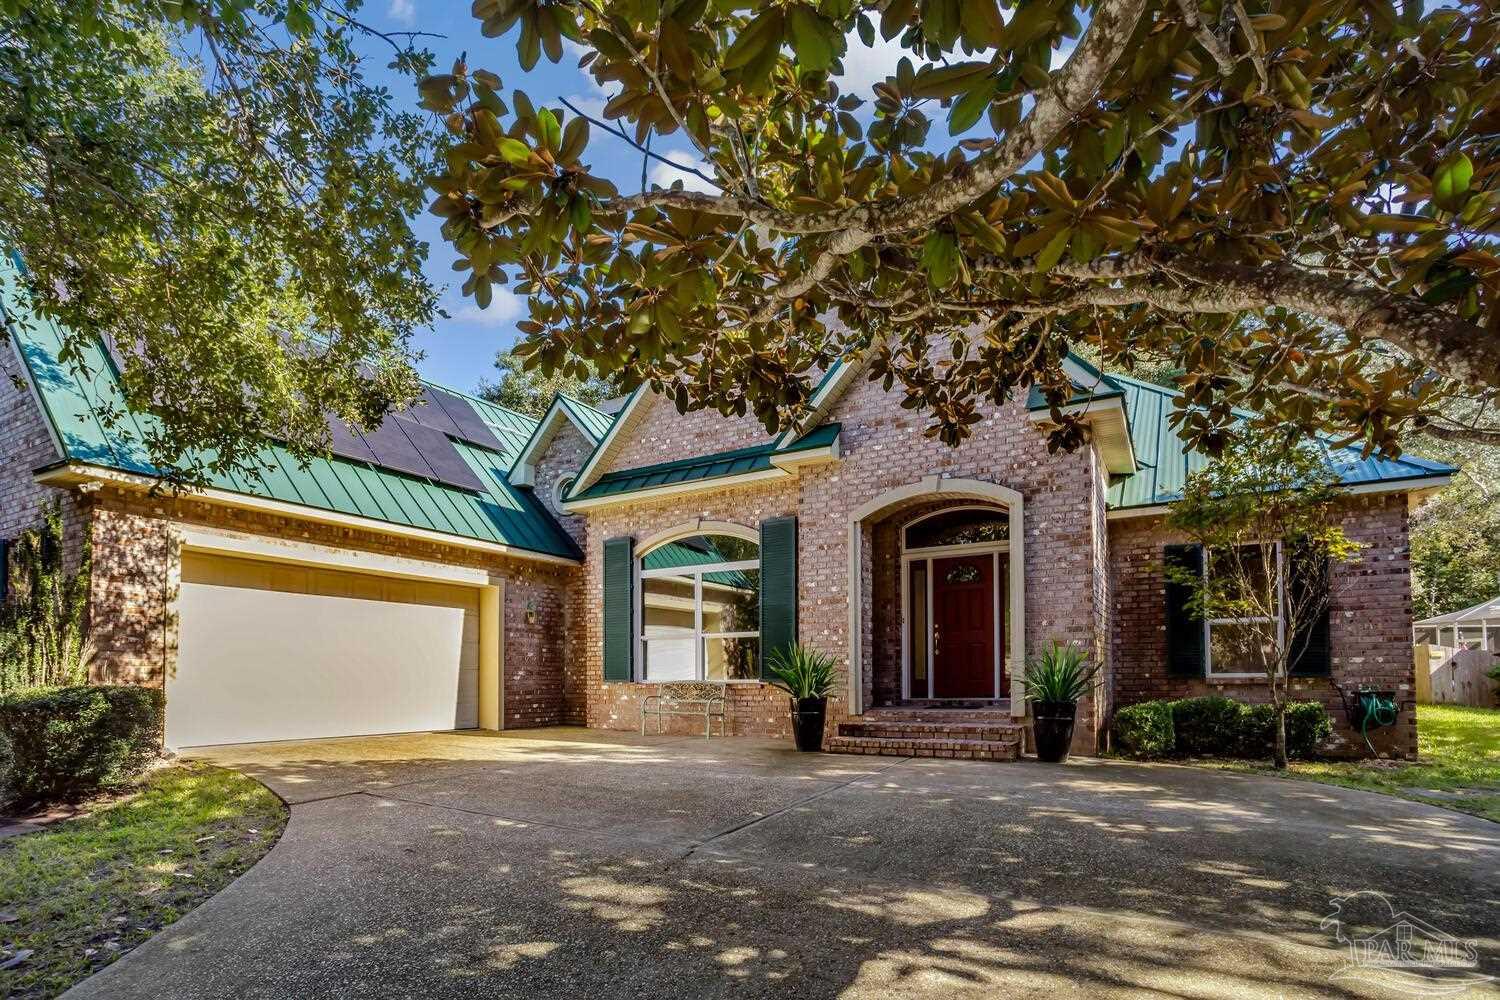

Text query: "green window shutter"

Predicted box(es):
[1164, 544, 1205, 677]
[1288, 555, 1332, 676]
[759, 516, 798, 677]
[603, 536, 635, 681]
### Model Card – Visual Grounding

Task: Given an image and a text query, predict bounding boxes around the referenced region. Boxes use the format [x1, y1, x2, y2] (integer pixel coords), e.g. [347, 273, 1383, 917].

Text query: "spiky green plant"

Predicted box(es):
[765, 643, 839, 701]
[1022, 641, 1097, 706]
[1, 501, 95, 694]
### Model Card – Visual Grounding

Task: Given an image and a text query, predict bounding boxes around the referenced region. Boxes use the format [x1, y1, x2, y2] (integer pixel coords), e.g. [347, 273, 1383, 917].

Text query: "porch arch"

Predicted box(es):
[847, 476, 1025, 716]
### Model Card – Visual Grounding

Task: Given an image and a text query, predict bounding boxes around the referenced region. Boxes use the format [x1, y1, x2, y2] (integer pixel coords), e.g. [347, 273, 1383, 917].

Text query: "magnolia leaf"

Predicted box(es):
[1035, 226, 1074, 272]
[1432, 153, 1474, 213]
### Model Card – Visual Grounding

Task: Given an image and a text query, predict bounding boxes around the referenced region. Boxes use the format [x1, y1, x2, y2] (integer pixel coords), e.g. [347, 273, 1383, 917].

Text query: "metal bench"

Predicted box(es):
[640, 682, 728, 738]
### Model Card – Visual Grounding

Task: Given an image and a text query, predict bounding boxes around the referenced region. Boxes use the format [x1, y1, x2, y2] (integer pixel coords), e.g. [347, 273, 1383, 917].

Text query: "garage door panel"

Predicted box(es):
[169, 553, 482, 747]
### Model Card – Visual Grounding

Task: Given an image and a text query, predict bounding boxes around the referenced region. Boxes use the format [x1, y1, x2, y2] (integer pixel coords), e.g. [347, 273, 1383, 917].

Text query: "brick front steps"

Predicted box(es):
[825, 707, 1025, 761]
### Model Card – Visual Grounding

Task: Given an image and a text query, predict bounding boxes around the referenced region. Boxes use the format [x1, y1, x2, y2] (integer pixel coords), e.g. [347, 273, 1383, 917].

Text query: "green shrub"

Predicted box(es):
[1170, 696, 1250, 756]
[1, 500, 95, 695]
[1112, 701, 1175, 757]
[1111, 696, 1334, 760]
[0, 685, 163, 806]
[1243, 701, 1335, 759]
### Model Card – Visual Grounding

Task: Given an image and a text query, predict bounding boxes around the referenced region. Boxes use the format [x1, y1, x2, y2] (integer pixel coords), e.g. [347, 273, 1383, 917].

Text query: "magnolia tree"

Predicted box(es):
[426, 0, 1499, 457]
[1167, 432, 1361, 767]
[1, 1, 439, 479]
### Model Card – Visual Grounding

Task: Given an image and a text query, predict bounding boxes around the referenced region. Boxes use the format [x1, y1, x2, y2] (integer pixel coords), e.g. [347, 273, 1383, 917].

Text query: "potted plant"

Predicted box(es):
[765, 643, 838, 752]
[1023, 640, 1098, 763]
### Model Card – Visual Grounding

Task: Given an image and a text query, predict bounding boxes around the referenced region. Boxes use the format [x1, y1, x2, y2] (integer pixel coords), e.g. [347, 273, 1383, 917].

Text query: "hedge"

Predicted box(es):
[1113, 701, 1175, 757]
[0, 685, 163, 806]
[1112, 696, 1332, 760]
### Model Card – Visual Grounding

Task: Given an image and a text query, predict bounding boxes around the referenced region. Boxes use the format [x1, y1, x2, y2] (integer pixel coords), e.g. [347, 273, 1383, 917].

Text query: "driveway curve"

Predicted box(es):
[66, 729, 1499, 999]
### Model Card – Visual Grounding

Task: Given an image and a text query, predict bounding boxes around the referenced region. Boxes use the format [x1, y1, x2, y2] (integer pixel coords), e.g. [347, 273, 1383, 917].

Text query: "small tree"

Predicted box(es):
[477, 349, 622, 417]
[0, 502, 95, 694]
[1167, 433, 1362, 768]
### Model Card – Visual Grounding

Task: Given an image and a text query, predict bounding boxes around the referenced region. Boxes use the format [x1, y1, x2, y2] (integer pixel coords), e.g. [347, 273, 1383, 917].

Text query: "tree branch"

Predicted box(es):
[1172, 0, 1235, 75]
[1031, 259, 1500, 389]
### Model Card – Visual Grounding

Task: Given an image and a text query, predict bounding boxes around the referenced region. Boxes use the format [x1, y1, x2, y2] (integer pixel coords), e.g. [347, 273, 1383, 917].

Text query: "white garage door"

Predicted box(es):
[169, 551, 480, 747]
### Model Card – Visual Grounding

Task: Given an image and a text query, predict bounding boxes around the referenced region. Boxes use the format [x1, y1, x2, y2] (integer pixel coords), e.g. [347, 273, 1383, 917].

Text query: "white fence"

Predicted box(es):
[1414, 645, 1500, 708]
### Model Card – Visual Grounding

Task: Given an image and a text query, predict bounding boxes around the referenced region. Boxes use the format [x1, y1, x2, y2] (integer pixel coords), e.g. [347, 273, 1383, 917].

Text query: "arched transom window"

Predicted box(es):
[639, 533, 760, 682]
[904, 506, 1010, 552]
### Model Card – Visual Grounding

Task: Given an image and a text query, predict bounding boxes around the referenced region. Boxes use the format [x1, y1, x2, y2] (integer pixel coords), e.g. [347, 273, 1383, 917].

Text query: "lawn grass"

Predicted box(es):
[1213, 704, 1500, 823]
[0, 762, 286, 999]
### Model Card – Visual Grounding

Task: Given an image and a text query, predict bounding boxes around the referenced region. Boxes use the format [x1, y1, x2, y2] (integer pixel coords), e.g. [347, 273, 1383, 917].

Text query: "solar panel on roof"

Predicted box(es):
[360, 416, 437, 480]
[401, 387, 465, 438]
[397, 415, 487, 492]
[426, 386, 506, 451]
[325, 415, 378, 465]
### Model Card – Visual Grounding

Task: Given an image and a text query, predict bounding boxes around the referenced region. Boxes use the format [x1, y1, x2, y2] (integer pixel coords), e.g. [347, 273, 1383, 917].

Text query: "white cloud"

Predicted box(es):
[833, 31, 908, 96]
[563, 91, 611, 124]
[1051, 42, 1077, 70]
[648, 149, 719, 194]
[386, 0, 415, 26]
[454, 288, 524, 326]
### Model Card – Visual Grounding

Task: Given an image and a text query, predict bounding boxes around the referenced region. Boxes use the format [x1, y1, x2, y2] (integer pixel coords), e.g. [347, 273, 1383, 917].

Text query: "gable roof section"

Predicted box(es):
[1104, 371, 1455, 512]
[565, 423, 841, 509]
[507, 392, 614, 487]
[1415, 595, 1500, 628]
[2, 254, 581, 562]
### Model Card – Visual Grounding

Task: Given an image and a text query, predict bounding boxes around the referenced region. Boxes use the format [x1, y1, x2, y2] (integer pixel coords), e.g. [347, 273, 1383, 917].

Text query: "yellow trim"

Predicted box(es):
[480, 584, 504, 730]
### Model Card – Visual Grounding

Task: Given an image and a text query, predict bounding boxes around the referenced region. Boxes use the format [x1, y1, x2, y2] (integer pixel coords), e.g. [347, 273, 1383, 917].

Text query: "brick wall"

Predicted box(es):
[574, 377, 1115, 745]
[607, 393, 768, 470]
[85, 487, 581, 730]
[0, 357, 86, 562]
[532, 419, 593, 723]
[1107, 492, 1418, 757]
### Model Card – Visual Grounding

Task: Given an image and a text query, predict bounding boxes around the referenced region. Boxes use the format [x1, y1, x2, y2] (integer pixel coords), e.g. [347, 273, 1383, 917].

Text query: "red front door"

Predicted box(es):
[931, 555, 996, 698]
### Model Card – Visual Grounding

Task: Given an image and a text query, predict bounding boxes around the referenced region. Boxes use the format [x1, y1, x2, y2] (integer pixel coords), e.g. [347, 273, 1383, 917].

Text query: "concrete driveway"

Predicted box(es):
[67, 729, 1499, 999]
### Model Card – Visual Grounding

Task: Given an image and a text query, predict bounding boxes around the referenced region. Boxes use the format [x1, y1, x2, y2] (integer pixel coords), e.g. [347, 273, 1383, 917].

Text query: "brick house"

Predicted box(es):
[1, 255, 1454, 758]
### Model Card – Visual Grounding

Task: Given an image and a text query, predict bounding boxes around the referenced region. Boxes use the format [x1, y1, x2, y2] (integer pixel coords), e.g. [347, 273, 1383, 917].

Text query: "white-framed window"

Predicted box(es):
[638, 533, 760, 682]
[1204, 542, 1284, 677]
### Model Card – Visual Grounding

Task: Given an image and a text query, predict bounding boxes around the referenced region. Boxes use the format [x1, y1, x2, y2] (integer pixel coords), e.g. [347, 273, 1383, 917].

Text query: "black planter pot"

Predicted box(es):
[1031, 701, 1078, 763]
[789, 697, 827, 752]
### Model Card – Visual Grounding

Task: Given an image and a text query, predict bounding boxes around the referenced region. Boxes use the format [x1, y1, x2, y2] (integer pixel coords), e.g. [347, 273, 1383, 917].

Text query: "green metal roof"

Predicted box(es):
[571, 422, 841, 502]
[1104, 370, 1456, 510]
[557, 393, 615, 443]
[2, 253, 581, 561]
[1025, 353, 1126, 411]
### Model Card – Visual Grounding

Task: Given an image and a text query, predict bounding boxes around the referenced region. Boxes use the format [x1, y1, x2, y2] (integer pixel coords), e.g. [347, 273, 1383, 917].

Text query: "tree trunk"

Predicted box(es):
[1273, 701, 1289, 770]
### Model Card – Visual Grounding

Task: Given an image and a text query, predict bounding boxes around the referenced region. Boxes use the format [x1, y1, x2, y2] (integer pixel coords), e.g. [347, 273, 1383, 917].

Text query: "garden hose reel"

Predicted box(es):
[1335, 684, 1399, 757]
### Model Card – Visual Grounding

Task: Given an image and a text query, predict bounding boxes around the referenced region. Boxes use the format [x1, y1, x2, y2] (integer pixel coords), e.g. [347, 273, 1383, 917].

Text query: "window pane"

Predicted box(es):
[703, 568, 759, 635]
[705, 635, 759, 680]
[1208, 622, 1276, 675]
[907, 508, 1008, 549]
[910, 563, 928, 685]
[642, 572, 696, 681]
[1208, 545, 1276, 610]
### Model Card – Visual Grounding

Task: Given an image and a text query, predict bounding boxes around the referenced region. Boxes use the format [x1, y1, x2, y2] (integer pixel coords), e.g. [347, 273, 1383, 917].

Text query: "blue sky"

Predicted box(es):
[355, 0, 913, 392]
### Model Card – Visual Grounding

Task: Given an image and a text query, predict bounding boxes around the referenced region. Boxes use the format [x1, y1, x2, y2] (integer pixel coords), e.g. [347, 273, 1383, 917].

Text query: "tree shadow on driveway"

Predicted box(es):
[65, 730, 1500, 999]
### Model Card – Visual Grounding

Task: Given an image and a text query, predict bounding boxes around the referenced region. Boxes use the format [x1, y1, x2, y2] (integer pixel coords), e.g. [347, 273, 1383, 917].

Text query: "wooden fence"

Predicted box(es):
[1414, 644, 1500, 708]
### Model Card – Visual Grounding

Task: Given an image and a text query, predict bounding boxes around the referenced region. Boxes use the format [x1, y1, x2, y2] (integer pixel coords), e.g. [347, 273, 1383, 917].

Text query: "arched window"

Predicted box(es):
[904, 506, 1009, 551]
[551, 474, 576, 512]
[639, 533, 760, 682]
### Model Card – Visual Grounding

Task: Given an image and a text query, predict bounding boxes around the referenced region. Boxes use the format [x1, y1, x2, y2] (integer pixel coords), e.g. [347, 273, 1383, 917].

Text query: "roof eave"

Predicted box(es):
[1028, 396, 1137, 475]
[34, 461, 583, 566]
[506, 393, 607, 488]
[1104, 472, 1457, 520]
[562, 466, 791, 512]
